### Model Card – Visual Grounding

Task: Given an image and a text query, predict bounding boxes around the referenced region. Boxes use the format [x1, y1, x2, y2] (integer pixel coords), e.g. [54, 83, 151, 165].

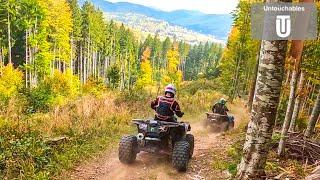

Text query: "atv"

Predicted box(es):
[205, 113, 234, 132]
[118, 119, 194, 171]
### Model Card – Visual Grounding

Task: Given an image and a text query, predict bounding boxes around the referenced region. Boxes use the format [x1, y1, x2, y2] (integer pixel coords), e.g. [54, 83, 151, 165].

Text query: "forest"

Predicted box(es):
[0, 0, 319, 179]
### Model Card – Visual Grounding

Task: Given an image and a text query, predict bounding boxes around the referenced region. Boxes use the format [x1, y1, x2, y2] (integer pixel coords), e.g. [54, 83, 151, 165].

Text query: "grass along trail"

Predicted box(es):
[67, 100, 248, 180]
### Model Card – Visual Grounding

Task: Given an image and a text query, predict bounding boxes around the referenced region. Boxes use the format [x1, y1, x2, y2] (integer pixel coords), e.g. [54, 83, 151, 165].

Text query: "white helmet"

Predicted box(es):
[165, 84, 176, 95]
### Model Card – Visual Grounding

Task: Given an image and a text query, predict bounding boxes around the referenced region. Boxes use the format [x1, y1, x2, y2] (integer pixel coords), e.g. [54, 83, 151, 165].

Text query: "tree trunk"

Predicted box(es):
[278, 39, 305, 156]
[304, 90, 320, 138]
[289, 72, 305, 131]
[308, 84, 317, 115]
[80, 43, 83, 84]
[248, 53, 259, 111]
[0, 48, 3, 76]
[236, 40, 288, 179]
[278, 69, 299, 155]
[25, 30, 29, 88]
[29, 45, 33, 84]
[231, 44, 242, 101]
[70, 37, 73, 74]
[302, 79, 311, 112]
[7, 12, 12, 64]
[285, 70, 291, 85]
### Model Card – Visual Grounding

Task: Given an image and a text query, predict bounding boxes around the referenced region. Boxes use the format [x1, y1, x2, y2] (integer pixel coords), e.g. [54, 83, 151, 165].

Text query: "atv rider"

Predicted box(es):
[151, 84, 184, 122]
[212, 98, 229, 115]
[212, 98, 234, 122]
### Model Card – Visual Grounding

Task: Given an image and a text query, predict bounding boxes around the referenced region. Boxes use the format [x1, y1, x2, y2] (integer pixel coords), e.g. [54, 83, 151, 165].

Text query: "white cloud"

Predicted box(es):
[107, 0, 239, 14]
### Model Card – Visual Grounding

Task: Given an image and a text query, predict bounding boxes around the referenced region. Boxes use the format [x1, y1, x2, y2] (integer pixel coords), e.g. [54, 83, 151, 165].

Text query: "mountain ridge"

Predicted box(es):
[79, 0, 233, 41]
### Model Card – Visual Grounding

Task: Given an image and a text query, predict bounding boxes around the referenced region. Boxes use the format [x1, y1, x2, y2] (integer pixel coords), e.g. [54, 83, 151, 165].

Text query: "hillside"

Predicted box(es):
[79, 0, 233, 41]
[104, 12, 223, 44]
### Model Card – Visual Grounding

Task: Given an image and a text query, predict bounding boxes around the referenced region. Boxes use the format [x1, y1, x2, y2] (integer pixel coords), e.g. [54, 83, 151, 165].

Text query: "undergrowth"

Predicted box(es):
[0, 79, 224, 179]
[210, 102, 313, 179]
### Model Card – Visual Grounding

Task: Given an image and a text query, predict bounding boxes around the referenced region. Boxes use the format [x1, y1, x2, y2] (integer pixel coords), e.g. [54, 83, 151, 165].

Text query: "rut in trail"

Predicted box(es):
[69, 104, 246, 180]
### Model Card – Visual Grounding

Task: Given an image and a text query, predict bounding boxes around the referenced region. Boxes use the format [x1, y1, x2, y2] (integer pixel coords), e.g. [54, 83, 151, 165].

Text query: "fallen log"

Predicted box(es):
[44, 136, 69, 146]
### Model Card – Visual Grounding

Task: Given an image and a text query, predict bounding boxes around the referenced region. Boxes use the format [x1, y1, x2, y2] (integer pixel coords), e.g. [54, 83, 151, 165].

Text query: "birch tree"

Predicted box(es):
[236, 39, 288, 179]
[278, 0, 314, 154]
[304, 90, 320, 138]
[289, 72, 305, 131]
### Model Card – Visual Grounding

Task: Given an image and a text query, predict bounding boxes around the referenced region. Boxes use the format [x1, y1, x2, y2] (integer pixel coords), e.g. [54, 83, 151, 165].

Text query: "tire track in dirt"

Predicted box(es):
[69, 102, 247, 180]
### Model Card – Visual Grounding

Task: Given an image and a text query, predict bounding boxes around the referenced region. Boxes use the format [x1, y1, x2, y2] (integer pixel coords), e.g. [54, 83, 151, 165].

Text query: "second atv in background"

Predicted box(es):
[204, 98, 235, 132]
[205, 113, 234, 132]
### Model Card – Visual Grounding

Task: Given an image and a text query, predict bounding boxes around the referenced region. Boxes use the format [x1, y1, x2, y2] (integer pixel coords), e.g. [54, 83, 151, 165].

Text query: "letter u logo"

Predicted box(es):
[276, 15, 291, 38]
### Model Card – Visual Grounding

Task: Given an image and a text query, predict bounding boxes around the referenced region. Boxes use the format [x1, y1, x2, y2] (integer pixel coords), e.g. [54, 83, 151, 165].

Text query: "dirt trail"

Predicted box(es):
[69, 103, 246, 180]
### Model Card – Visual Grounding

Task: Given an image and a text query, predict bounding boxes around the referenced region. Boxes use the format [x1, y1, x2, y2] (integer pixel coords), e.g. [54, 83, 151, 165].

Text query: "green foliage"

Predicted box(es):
[276, 95, 289, 126]
[179, 80, 228, 116]
[107, 65, 120, 88]
[116, 88, 150, 105]
[211, 145, 240, 177]
[0, 113, 130, 179]
[184, 42, 223, 81]
[0, 122, 52, 178]
[271, 133, 281, 144]
[295, 116, 308, 131]
[302, 2, 320, 83]
[205, 67, 221, 80]
[27, 83, 54, 112]
[180, 79, 219, 95]
[218, 1, 260, 100]
[82, 76, 107, 96]
[28, 71, 80, 112]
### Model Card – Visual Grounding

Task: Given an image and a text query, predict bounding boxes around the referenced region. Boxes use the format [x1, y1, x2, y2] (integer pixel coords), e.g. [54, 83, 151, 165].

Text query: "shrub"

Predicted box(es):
[295, 115, 308, 131]
[180, 79, 219, 95]
[0, 121, 52, 178]
[115, 88, 151, 113]
[28, 71, 80, 112]
[106, 65, 120, 88]
[0, 64, 23, 102]
[82, 76, 107, 96]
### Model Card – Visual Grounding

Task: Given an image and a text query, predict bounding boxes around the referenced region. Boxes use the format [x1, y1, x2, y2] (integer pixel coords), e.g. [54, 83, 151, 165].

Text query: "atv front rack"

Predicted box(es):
[132, 119, 190, 129]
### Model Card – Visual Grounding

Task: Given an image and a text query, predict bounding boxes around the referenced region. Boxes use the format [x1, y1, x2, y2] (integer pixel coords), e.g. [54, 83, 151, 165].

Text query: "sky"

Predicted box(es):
[107, 0, 239, 14]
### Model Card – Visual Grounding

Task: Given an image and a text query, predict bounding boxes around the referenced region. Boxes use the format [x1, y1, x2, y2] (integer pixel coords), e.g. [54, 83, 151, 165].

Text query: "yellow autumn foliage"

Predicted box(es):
[0, 64, 23, 101]
[136, 48, 153, 88]
[162, 47, 183, 85]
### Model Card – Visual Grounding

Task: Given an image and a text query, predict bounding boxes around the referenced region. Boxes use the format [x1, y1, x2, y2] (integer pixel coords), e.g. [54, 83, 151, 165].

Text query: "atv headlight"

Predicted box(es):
[137, 133, 144, 140]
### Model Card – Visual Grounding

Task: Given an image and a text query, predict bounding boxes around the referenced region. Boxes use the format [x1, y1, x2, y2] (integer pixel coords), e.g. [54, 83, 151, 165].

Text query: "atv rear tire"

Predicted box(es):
[228, 121, 235, 130]
[186, 134, 194, 158]
[172, 140, 190, 171]
[221, 121, 229, 132]
[119, 135, 138, 164]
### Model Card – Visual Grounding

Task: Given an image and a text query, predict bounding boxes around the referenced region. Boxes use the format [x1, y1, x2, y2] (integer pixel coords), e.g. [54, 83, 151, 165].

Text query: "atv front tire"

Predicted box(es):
[186, 134, 194, 158]
[119, 135, 138, 164]
[172, 140, 190, 171]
